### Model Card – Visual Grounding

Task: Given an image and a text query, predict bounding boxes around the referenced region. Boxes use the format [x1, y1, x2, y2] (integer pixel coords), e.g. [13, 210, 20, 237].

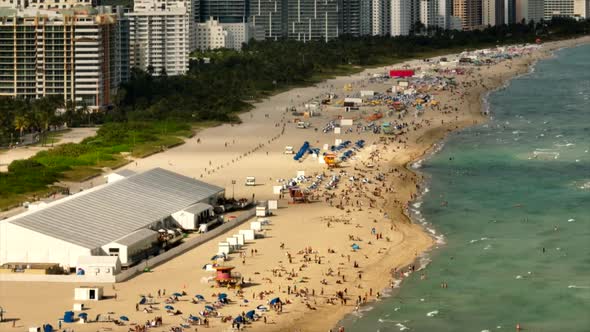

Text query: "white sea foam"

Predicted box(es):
[395, 323, 410, 331]
[413, 202, 422, 209]
[426, 310, 439, 317]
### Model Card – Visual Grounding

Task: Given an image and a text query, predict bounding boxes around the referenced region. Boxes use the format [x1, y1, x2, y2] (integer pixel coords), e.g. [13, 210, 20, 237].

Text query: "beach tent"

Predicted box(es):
[43, 324, 53, 332]
[63, 311, 75, 323]
[119, 316, 129, 321]
[246, 310, 256, 320]
[269, 297, 281, 305]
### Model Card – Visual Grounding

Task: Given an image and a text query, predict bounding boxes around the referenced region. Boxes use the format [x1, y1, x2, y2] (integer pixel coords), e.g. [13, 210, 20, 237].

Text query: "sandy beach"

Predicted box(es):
[1, 36, 589, 332]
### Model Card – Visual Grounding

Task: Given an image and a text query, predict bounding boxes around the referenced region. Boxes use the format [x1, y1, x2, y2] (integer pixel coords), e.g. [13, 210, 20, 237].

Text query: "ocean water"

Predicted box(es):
[339, 44, 590, 331]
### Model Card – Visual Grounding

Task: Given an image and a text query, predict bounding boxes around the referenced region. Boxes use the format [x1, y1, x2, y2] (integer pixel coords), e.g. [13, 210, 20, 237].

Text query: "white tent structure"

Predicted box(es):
[0, 168, 224, 269]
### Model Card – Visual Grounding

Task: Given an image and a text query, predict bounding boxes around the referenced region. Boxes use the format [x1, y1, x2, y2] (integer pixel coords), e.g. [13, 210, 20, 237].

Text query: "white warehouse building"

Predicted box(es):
[0, 168, 224, 270]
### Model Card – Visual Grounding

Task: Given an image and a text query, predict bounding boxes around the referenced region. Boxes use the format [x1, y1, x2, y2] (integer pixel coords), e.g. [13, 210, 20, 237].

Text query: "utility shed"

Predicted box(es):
[0, 168, 224, 268]
[76, 256, 121, 276]
[171, 203, 214, 230]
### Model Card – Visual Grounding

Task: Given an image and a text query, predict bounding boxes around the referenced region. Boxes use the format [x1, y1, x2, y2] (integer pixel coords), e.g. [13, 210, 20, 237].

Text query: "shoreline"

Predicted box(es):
[328, 36, 590, 332]
[1, 36, 589, 332]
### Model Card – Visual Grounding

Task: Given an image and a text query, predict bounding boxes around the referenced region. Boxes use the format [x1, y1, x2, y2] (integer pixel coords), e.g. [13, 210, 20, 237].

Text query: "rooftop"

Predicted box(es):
[8, 168, 224, 249]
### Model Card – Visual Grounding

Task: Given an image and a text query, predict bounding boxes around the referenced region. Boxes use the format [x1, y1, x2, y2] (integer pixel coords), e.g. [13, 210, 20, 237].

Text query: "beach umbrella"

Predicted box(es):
[218, 293, 228, 299]
[269, 297, 281, 305]
[188, 315, 199, 321]
[204, 305, 215, 312]
[195, 294, 205, 300]
[78, 313, 88, 318]
[245, 310, 256, 320]
[164, 305, 174, 310]
[119, 316, 129, 321]
[172, 292, 183, 297]
[233, 316, 244, 324]
[351, 243, 360, 250]
[43, 324, 53, 332]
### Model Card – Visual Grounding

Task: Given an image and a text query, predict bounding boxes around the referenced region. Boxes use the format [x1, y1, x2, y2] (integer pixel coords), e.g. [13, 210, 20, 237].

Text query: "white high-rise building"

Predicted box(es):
[0, 7, 126, 109]
[483, 0, 505, 26]
[196, 18, 262, 50]
[420, 0, 438, 28]
[420, 0, 449, 29]
[127, 0, 194, 76]
[195, 19, 227, 50]
[369, 0, 390, 35]
[390, 0, 411, 36]
[544, 0, 590, 19]
[516, 0, 544, 23]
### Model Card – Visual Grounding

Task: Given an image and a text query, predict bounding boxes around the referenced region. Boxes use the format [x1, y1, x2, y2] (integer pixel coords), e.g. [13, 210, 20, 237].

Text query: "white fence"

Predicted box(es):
[115, 207, 256, 282]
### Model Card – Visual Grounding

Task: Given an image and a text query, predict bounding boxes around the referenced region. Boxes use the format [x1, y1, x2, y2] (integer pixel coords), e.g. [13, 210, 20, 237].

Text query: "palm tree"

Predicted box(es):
[13, 115, 29, 143]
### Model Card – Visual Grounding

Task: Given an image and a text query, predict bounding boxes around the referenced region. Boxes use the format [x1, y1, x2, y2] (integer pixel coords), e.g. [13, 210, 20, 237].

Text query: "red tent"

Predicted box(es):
[389, 70, 415, 78]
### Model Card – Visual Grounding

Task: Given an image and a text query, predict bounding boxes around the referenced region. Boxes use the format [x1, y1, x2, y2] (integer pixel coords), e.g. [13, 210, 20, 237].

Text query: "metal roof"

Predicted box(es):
[114, 169, 136, 177]
[9, 168, 224, 249]
[183, 203, 213, 215]
[114, 228, 158, 247]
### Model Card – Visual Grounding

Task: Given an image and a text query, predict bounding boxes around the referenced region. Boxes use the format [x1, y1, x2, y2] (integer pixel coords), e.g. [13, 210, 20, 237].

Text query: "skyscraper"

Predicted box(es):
[340, 0, 362, 36]
[390, 0, 411, 35]
[453, 0, 482, 30]
[515, 0, 544, 23]
[0, 6, 126, 109]
[483, 0, 505, 25]
[285, 0, 340, 41]
[249, 0, 283, 39]
[574, 0, 590, 18]
[199, 0, 249, 22]
[127, 0, 194, 76]
[420, 0, 450, 30]
[505, 0, 517, 24]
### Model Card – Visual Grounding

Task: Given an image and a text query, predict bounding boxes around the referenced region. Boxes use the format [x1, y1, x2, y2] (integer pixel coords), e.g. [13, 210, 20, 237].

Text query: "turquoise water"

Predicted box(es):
[340, 44, 590, 331]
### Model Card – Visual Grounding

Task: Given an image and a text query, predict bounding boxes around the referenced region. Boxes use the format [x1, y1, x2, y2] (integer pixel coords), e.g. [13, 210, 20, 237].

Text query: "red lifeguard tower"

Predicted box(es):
[214, 266, 242, 288]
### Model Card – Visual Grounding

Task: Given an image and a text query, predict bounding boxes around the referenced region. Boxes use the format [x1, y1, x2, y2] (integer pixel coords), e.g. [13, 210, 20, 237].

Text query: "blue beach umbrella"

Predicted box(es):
[233, 316, 244, 324]
[172, 292, 183, 297]
[195, 294, 205, 300]
[204, 305, 215, 312]
[164, 305, 174, 310]
[78, 313, 88, 318]
[218, 293, 228, 299]
[269, 297, 281, 305]
[119, 316, 129, 321]
[245, 310, 256, 320]
[43, 324, 53, 332]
